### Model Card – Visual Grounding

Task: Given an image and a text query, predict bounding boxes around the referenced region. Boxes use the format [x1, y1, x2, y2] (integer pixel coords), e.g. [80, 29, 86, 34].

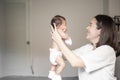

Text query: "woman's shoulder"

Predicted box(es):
[95, 45, 116, 56]
[97, 45, 114, 51]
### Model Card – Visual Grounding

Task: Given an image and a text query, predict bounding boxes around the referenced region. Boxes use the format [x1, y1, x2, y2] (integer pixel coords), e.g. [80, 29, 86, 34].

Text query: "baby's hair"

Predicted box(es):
[51, 15, 66, 28]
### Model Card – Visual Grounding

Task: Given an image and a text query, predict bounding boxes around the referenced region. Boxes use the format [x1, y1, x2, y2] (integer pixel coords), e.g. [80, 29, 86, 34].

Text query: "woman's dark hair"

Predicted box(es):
[51, 15, 66, 28]
[95, 14, 119, 56]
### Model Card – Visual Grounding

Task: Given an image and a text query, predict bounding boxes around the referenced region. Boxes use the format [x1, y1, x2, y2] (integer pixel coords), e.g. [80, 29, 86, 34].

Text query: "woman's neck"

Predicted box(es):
[92, 43, 96, 50]
[90, 37, 99, 50]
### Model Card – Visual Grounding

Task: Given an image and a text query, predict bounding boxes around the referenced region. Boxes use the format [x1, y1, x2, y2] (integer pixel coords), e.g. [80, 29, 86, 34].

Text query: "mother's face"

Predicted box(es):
[86, 18, 101, 43]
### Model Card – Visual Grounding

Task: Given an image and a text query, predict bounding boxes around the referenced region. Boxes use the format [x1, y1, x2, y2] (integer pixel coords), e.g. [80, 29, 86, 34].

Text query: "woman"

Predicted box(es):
[51, 14, 119, 80]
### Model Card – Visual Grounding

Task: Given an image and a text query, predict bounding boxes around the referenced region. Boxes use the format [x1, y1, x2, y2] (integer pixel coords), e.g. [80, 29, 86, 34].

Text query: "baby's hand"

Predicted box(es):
[57, 29, 69, 40]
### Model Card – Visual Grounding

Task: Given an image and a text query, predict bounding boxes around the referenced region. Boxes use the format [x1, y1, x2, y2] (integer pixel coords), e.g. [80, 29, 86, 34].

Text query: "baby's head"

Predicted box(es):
[51, 15, 67, 32]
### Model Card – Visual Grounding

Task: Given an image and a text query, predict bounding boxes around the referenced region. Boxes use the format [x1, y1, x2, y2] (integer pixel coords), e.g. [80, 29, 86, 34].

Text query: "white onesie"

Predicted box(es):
[49, 38, 72, 65]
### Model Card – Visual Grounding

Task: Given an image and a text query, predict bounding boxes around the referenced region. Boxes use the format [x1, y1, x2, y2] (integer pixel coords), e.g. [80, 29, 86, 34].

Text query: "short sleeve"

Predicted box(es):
[80, 45, 116, 73]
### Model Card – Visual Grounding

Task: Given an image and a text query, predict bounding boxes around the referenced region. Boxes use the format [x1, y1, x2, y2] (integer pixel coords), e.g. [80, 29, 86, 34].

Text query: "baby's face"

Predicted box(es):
[57, 20, 67, 32]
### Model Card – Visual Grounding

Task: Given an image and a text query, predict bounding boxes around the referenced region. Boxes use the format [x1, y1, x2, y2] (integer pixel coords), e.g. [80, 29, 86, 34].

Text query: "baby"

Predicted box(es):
[48, 15, 72, 80]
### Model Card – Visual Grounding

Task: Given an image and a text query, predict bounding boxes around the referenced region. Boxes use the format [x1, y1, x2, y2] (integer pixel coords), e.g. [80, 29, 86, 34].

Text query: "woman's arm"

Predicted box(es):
[55, 38, 85, 67]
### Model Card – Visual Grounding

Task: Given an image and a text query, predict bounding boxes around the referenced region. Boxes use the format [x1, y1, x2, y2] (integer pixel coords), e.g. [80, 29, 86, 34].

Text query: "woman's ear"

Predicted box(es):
[98, 29, 101, 35]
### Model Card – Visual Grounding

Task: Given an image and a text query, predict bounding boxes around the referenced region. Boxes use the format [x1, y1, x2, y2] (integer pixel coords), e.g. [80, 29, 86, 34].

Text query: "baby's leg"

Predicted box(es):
[48, 64, 56, 79]
[55, 56, 65, 74]
[51, 64, 56, 71]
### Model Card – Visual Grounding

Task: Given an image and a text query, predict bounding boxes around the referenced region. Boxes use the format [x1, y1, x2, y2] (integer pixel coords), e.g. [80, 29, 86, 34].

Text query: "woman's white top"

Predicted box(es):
[73, 43, 117, 80]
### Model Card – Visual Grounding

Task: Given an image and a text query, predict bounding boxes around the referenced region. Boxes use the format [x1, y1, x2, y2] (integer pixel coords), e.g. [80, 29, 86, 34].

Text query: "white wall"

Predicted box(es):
[0, 0, 5, 77]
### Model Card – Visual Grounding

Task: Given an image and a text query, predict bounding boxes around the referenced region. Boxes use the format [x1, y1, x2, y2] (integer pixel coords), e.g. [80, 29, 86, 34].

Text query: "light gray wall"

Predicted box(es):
[0, 0, 5, 77]
[109, 0, 120, 17]
[103, 0, 109, 15]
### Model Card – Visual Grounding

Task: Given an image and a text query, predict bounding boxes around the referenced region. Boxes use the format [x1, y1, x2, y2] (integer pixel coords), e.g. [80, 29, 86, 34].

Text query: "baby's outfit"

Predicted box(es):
[48, 38, 72, 80]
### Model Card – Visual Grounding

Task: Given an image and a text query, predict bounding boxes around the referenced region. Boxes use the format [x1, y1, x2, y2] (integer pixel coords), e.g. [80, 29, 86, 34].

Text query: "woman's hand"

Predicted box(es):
[58, 29, 69, 40]
[50, 23, 63, 44]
